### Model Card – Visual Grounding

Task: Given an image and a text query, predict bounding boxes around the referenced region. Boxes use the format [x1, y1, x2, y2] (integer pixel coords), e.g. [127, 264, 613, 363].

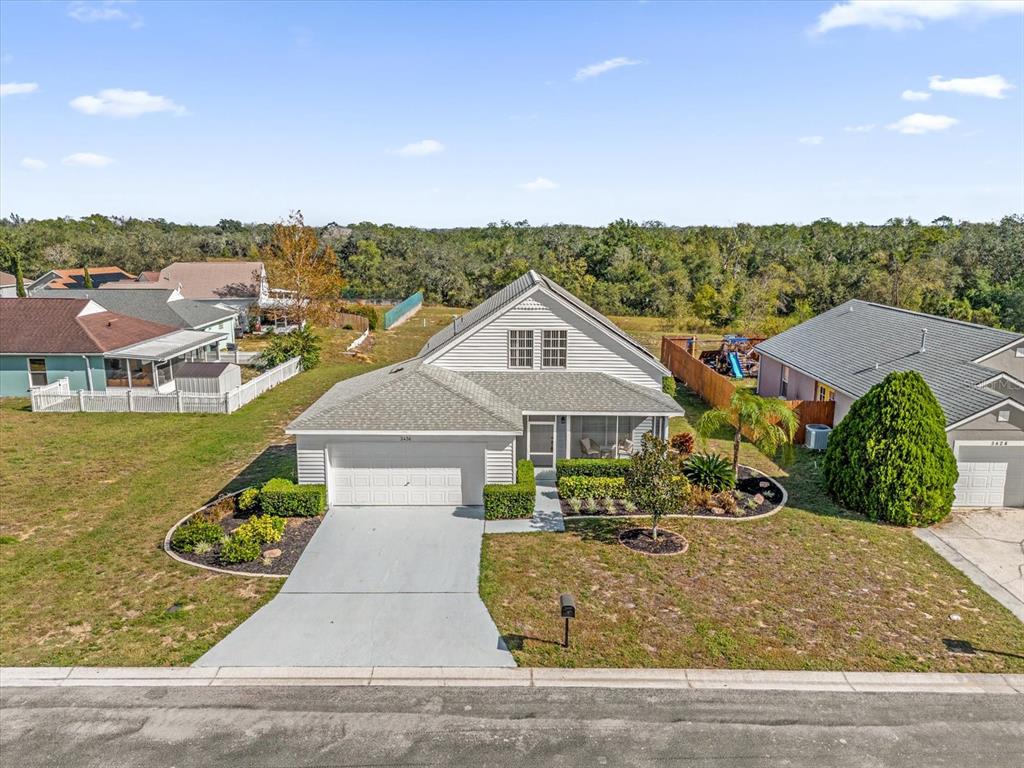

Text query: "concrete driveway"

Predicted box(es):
[916, 507, 1024, 623]
[196, 506, 514, 667]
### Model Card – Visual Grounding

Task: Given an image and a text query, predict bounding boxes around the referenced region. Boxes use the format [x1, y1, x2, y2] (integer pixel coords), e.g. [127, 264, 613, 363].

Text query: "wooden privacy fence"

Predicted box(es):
[31, 357, 301, 415]
[661, 336, 834, 444]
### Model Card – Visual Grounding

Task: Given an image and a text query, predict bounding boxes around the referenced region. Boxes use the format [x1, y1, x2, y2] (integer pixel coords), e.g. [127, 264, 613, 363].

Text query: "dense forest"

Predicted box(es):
[1, 214, 1022, 333]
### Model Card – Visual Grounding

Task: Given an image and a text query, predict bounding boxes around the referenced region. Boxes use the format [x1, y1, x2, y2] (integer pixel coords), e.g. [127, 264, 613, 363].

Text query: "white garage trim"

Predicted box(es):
[953, 440, 1024, 455]
[953, 441, 1022, 508]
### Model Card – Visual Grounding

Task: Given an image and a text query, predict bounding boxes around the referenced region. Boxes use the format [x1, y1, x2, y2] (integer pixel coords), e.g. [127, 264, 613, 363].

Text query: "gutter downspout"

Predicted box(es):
[81, 355, 94, 392]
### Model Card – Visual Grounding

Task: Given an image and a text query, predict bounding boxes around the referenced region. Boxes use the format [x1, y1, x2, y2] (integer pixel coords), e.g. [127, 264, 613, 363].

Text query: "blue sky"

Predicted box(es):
[1, 0, 1022, 226]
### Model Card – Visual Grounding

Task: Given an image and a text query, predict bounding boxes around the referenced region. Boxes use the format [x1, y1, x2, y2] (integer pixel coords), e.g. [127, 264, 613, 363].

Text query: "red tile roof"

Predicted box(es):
[0, 271, 16, 287]
[0, 298, 178, 354]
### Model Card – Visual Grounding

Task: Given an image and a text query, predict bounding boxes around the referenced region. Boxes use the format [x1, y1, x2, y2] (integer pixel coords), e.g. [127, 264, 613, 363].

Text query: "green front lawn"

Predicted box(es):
[0, 308, 454, 666]
[479, 386, 1024, 672]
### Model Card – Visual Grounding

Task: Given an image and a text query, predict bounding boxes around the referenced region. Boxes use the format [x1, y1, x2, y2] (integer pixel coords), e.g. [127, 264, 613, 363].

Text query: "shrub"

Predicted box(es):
[714, 490, 740, 516]
[483, 460, 535, 520]
[341, 303, 380, 330]
[238, 514, 285, 545]
[260, 478, 325, 517]
[682, 452, 735, 491]
[688, 485, 713, 511]
[219, 529, 262, 564]
[624, 433, 689, 539]
[237, 487, 260, 513]
[555, 458, 630, 480]
[823, 371, 957, 526]
[670, 432, 695, 455]
[567, 498, 583, 514]
[171, 519, 223, 553]
[662, 376, 677, 397]
[557, 475, 626, 499]
[584, 497, 599, 513]
[261, 325, 322, 371]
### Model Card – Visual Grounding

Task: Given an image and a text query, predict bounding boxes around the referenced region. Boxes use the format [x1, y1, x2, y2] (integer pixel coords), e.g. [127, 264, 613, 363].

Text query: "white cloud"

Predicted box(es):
[70, 89, 185, 118]
[520, 177, 559, 191]
[929, 74, 1014, 99]
[813, 1, 1024, 34]
[901, 89, 930, 101]
[393, 139, 445, 157]
[844, 124, 876, 132]
[67, 1, 143, 27]
[62, 152, 113, 167]
[887, 113, 959, 134]
[574, 57, 641, 81]
[1, 82, 39, 97]
[20, 157, 47, 171]
[798, 136, 824, 145]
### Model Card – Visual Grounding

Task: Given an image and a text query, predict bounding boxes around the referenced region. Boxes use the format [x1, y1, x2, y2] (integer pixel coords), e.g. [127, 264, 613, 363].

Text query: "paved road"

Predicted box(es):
[3, 685, 1023, 767]
[195, 506, 514, 667]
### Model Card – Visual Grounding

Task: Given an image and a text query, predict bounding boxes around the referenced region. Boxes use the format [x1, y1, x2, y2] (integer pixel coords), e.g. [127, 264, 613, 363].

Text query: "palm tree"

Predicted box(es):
[696, 389, 798, 477]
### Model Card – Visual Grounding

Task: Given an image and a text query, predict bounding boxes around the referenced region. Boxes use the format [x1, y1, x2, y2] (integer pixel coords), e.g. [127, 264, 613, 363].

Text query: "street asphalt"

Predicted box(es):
[3, 684, 1023, 767]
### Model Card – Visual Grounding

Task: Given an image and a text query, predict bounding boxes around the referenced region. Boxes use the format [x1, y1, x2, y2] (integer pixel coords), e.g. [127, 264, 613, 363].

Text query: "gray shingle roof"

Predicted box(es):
[755, 299, 1023, 426]
[36, 289, 236, 330]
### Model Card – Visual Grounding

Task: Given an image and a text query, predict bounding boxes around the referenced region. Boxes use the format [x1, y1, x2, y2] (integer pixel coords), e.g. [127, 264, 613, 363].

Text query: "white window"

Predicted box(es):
[997, 410, 1010, 422]
[508, 330, 533, 368]
[27, 358, 47, 387]
[542, 330, 567, 368]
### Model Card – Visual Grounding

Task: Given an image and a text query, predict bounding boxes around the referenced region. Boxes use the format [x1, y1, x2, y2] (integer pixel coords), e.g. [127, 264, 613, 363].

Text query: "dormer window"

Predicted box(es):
[542, 330, 567, 368]
[508, 330, 533, 368]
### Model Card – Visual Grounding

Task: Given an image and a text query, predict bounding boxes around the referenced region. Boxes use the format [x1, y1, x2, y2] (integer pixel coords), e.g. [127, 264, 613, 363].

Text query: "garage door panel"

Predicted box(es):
[955, 462, 1007, 507]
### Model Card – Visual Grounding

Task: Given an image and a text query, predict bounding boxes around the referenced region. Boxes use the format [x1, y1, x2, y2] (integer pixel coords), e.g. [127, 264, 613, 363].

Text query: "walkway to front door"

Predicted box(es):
[195, 506, 515, 667]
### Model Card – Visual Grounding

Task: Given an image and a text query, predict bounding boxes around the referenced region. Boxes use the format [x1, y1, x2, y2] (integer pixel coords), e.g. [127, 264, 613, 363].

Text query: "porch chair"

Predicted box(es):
[578, 437, 601, 458]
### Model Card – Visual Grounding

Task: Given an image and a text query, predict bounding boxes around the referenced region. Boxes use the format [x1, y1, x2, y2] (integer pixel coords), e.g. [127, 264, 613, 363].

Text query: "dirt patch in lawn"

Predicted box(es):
[618, 527, 689, 555]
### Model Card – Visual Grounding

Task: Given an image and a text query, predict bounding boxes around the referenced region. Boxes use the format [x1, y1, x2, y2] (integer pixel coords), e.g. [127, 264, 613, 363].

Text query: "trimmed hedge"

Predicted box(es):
[171, 518, 223, 553]
[483, 459, 536, 520]
[558, 475, 626, 500]
[219, 529, 262, 564]
[259, 478, 326, 517]
[555, 458, 631, 480]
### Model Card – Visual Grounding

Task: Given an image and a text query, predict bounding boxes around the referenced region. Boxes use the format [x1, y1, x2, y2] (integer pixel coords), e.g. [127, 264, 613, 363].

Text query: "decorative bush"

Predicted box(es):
[682, 452, 736, 491]
[171, 519, 224, 553]
[219, 529, 262, 565]
[823, 371, 957, 526]
[558, 475, 626, 500]
[713, 490, 740, 516]
[624, 433, 689, 539]
[669, 432, 695, 456]
[260, 478, 325, 517]
[688, 485, 713, 511]
[555, 458, 631, 480]
[662, 376, 677, 397]
[261, 325, 322, 371]
[483, 460, 536, 520]
[341, 303, 380, 330]
[237, 487, 260, 513]
[237, 514, 286, 545]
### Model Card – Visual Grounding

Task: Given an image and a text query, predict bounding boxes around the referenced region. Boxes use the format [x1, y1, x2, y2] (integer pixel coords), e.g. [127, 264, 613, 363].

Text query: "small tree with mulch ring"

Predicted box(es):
[624, 433, 688, 540]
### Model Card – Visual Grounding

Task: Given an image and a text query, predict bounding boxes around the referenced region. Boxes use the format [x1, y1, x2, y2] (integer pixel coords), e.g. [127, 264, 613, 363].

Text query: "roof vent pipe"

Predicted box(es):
[919, 328, 928, 354]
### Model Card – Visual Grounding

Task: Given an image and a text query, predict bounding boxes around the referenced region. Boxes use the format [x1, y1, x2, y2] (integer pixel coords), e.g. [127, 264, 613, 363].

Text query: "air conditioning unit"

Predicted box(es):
[804, 424, 832, 451]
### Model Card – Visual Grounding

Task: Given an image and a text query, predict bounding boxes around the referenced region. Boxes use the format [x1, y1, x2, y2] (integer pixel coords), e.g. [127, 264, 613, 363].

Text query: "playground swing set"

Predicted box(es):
[686, 334, 762, 381]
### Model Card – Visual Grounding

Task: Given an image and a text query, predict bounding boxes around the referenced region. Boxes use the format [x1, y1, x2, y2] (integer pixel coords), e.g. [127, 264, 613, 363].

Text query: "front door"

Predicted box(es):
[528, 420, 556, 468]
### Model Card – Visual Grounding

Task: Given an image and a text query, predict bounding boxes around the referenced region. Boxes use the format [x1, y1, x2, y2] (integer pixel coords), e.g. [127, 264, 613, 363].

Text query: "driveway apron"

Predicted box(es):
[195, 506, 515, 667]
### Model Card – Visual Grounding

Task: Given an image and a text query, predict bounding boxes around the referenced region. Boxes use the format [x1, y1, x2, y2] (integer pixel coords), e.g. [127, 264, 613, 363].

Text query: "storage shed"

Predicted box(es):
[174, 362, 241, 395]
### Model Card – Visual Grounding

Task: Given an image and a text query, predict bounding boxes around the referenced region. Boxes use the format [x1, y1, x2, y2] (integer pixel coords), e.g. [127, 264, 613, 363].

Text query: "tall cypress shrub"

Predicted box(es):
[823, 371, 957, 526]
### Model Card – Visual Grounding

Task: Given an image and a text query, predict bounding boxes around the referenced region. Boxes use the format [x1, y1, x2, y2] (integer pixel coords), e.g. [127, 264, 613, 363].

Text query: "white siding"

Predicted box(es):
[485, 438, 516, 484]
[632, 417, 654, 450]
[428, 290, 664, 388]
[296, 436, 327, 485]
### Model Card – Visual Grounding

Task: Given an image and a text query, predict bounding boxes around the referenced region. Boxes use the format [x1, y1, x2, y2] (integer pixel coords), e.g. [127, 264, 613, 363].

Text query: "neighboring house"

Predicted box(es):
[28, 266, 134, 293]
[0, 298, 226, 397]
[755, 299, 1024, 508]
[287, 270, 683, 506]
[104, 261, 274, 330]
[0, 271, 17, 298]
[35, 288, 238, 349]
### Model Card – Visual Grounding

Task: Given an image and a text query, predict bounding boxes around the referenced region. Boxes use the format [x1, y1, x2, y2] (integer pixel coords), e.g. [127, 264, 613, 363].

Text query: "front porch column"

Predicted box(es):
[564, 415, 571, 459]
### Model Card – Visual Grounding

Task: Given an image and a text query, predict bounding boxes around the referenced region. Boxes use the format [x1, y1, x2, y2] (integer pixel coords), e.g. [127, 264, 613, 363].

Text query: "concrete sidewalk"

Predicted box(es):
[4, 666, 1022, 694]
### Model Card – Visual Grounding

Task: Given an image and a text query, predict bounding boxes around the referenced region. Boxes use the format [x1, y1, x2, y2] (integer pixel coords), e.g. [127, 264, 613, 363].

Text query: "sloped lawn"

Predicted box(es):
[0, 309, 455, 666]
[480, 387, 1024, 672]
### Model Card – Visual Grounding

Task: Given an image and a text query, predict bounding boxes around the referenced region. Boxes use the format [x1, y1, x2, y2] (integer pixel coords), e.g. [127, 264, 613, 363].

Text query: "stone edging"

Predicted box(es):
[162, 490, 287, 580]
[567, 464, 788, 523]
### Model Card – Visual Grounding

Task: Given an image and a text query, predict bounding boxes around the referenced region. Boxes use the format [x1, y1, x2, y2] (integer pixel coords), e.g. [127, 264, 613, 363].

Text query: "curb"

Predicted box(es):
[3, 667, 1021, 694]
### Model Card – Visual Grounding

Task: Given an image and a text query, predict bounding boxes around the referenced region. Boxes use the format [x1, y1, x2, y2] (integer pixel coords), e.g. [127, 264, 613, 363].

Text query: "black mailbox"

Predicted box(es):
[559, 593, 576, 619]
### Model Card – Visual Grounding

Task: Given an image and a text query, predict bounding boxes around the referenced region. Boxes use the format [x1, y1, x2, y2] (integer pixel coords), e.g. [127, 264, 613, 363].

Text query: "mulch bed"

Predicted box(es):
[560, 466, 785, 520]
[618, 527, 688, 555]
[169, 495, 322, 576]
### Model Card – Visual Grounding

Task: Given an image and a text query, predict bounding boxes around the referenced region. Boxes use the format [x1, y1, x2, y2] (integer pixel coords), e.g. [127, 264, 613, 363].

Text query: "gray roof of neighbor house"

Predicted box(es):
[119, 261, 264, 300]
[418, 270, 661, 369]
[36, 289, 236, 330]
[755, 299, 1024, 426]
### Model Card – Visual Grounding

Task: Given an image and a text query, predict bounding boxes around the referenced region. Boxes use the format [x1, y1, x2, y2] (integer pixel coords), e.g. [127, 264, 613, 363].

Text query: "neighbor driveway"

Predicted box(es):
[196, 506, 515, 667]
[916, 507, 1024, 623]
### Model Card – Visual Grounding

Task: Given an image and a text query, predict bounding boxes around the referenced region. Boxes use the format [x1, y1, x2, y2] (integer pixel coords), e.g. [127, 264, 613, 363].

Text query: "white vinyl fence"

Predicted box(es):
[30, 357, 301, 415]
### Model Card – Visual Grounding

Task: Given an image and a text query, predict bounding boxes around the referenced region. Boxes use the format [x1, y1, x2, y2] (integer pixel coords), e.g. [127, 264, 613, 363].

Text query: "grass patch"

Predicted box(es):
[0, 308, 454, 666]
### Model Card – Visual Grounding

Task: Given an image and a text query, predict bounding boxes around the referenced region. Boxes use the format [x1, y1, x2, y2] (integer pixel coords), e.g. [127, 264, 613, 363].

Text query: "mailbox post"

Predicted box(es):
[559, 593, 576, 648]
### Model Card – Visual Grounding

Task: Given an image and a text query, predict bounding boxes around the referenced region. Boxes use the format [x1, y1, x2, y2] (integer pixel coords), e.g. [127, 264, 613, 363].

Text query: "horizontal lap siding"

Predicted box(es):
[485, 438, 515, 484]
[296, 437, 326, 485]
[431, 292, 663, 388]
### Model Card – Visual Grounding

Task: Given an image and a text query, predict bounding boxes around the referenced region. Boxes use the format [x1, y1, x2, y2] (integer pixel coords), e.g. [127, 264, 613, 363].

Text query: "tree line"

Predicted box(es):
[1, 213, 1021, 332]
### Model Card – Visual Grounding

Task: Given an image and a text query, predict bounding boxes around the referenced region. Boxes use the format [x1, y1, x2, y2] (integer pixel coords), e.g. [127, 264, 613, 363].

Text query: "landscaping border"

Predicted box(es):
[162, 490, 287, 580]
[567, 465, 788, 523]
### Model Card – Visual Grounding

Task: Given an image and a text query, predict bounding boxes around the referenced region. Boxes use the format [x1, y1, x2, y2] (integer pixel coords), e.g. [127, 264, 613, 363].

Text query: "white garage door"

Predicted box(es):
[954, 462, 1007, 507]
[330, 441, 481, 506]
